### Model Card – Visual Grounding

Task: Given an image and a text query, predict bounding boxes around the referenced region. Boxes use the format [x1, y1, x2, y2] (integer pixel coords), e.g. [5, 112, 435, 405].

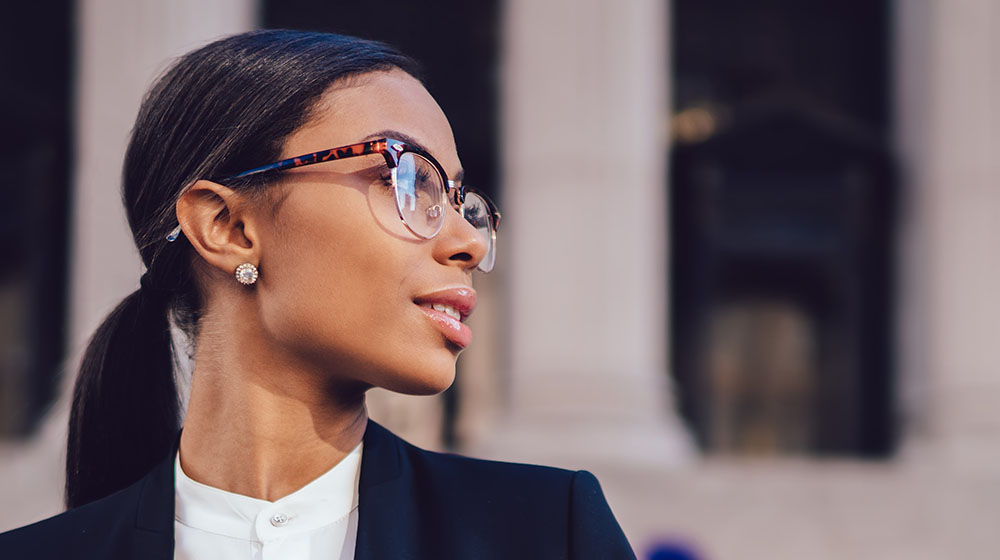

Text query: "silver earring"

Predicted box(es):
[234, 263, 259, 286]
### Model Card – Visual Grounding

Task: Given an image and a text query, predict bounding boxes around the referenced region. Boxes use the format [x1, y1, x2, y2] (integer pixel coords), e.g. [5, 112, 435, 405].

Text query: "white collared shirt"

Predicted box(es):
[173, 441, 363, 560]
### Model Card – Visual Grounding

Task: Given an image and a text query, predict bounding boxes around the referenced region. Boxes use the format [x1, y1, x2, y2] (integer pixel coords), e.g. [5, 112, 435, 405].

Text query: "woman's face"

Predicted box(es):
[251, 69, 487, 395]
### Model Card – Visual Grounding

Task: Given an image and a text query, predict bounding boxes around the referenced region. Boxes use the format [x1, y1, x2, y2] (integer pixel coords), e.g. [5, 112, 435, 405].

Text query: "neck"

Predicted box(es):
[178, 310, 369, 502]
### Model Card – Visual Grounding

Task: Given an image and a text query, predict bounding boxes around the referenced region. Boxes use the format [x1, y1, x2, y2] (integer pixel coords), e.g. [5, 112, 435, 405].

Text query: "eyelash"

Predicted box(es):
[377, 167, 435, 190]
[378, 170, 394, 191]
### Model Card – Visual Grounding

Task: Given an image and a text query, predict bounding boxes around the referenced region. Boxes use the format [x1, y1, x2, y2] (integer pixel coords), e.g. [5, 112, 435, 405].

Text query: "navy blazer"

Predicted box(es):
[0, 420, 636, 559]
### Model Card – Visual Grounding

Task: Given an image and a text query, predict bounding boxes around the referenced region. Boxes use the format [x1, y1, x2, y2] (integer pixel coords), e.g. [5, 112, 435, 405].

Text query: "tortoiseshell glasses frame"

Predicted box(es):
[166, 138, 500, 272]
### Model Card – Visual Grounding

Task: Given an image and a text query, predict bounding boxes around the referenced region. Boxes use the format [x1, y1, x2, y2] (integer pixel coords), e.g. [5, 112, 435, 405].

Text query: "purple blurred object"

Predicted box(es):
[647, 540, 702, 560]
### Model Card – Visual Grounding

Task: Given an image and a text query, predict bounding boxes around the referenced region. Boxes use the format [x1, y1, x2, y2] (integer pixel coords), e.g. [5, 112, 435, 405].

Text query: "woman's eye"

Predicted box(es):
[374, 165, 396, 193]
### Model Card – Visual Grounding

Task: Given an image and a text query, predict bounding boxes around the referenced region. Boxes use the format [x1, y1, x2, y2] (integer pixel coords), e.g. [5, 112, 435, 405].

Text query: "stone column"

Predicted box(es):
[895, 0, 1000, 471]
[478, 0, 694, 469]
[73, 0, 255, 353]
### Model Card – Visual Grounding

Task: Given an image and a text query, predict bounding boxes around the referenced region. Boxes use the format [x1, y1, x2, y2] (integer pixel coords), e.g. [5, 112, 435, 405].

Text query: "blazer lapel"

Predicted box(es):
[129, 433, 180, 559]
[354, 420, 423, 560]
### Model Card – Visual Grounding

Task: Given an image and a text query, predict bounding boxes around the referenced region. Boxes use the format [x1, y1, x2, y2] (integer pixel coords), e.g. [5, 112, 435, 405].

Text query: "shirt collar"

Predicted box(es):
[174, 440, 363, 541]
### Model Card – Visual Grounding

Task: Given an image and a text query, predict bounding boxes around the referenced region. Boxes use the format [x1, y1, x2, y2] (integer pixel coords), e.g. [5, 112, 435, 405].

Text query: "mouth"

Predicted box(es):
[420, 302, 463, 322]
[413, 287, 477, 349]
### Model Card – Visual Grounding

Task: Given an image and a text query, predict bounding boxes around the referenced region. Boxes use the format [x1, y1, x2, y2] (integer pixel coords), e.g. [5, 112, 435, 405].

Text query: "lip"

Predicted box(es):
[413, 287, 477, 349]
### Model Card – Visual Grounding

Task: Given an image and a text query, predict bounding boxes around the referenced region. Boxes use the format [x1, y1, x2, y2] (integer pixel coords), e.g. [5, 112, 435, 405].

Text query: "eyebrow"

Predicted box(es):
[362, 129, 465, 183]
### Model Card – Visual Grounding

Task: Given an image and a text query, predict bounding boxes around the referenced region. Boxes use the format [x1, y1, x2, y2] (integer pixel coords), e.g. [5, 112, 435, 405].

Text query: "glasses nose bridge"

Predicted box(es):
[447, 179, 466, 206]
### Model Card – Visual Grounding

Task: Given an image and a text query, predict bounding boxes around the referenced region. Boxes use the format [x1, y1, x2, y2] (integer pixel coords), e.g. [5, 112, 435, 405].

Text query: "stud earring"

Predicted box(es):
[234, 263, 259, 286]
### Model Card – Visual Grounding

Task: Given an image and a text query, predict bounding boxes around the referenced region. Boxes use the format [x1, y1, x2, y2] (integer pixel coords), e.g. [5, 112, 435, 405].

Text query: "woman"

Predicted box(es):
[0, 30, 635, 559]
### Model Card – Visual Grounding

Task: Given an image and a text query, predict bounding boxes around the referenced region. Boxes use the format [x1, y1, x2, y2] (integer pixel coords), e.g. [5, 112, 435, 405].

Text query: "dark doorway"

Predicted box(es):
[0, 2, 74, 438]
[670, 1, 895, 456]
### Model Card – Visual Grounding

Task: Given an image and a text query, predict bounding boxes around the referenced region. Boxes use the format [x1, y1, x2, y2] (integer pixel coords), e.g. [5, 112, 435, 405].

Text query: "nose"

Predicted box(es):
[432, 204, 487, 272]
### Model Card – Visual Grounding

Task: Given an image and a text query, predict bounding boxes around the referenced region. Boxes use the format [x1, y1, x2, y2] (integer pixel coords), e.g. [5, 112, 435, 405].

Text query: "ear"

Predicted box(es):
[175, 180, 260, 278]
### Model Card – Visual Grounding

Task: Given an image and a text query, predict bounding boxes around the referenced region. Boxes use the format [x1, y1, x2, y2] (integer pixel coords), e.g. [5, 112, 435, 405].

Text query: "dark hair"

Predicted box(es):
[66, 29, 420, 509]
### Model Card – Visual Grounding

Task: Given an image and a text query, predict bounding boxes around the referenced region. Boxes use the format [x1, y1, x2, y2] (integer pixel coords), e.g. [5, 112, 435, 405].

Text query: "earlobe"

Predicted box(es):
[175, 180, 258, 277]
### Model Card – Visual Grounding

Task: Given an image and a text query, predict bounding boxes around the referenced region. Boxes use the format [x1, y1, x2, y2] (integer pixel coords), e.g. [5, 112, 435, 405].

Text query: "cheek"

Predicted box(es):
[254, 188, 457, 391]
[260, 190, 400, 339]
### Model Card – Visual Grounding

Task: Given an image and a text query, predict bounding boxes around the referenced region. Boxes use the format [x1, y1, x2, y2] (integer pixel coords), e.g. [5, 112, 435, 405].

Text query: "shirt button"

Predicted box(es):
[270, 512, 289, 527]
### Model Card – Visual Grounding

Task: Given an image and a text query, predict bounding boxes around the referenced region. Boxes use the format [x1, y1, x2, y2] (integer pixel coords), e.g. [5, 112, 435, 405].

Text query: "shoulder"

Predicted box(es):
[393, 428, 577, 499]
[371, 420, 614, 511]
[379, 426, 635, 558]
[407, 443, 618, 524]
[0, 473, 164, 559]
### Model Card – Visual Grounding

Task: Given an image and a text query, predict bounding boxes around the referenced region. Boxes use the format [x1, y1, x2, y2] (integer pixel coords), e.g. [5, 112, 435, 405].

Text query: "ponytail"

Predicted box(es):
[65, 283, 179, 508]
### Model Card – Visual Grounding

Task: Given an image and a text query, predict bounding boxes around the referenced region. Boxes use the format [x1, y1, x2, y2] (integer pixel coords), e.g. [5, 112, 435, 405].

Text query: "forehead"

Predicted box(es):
[281, 69, 461, 176]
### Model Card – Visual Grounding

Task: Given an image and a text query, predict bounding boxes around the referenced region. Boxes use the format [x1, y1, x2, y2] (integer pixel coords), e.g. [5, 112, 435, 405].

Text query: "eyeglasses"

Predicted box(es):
[166, 138, 500, 272]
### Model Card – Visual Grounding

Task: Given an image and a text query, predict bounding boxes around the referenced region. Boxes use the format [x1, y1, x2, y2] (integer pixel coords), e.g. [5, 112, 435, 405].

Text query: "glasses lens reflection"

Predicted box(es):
[395, 151, 496, 272]
[395, 152, 445, 238]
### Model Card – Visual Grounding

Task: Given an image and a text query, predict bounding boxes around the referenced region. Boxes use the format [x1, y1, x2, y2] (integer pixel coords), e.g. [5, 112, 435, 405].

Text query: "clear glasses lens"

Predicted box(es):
[395, 151, 497, 273]
[395, 152, 446, 238]
[462, 191, 496, 273]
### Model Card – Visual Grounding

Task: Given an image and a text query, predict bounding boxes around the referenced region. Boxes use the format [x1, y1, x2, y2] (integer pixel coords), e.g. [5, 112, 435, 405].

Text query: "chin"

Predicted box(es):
[377, 359, 457, 396]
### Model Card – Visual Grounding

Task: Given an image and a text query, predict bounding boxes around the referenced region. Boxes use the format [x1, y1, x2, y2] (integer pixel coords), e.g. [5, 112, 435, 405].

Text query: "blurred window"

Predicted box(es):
[670, 0, 895, 457]
[0, 2, 73, 439]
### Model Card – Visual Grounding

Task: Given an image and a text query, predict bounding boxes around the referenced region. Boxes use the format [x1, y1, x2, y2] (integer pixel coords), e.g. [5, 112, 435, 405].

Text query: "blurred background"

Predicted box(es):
[2, 0, 1000, 558]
